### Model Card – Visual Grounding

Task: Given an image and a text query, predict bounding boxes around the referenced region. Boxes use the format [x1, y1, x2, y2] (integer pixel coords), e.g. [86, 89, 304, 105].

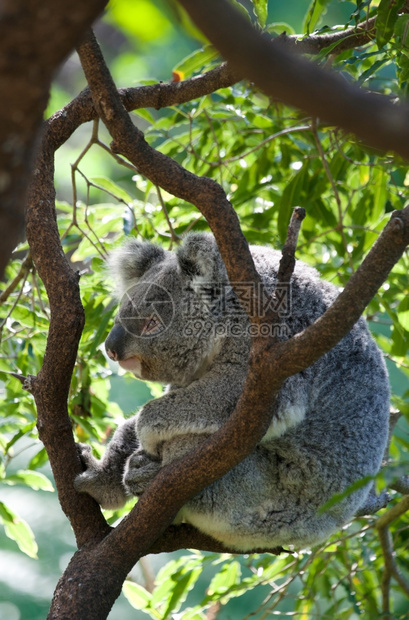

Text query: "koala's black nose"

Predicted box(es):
[105, 324, 127, 361]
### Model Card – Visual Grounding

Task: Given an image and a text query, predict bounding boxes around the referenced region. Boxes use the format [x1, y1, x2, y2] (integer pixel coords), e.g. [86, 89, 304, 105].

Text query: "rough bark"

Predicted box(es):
[0, 0, 108, 279]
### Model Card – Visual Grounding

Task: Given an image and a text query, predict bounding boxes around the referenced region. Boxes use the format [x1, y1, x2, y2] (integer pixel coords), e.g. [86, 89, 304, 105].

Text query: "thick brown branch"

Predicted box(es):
[77, 31, 260, 289]
[46, 63, 239, 156]
[178, 0, 409, 159]
[0, 0, 108, 279]
[26, 136, 111, 548]
[147, 524, 284, 555]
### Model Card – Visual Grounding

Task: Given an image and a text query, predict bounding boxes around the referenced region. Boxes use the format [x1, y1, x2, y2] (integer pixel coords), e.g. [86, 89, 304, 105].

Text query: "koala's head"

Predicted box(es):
[105, 233, 228, 386]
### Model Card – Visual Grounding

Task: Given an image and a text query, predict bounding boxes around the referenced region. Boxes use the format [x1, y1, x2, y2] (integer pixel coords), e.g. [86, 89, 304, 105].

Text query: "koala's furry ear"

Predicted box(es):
[108, 238, 166, 295]
[177, 233, 226, 281]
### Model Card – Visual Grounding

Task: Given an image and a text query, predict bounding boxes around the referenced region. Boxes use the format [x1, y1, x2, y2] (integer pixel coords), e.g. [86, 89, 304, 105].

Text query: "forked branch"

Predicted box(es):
[22, 12, 409, 619]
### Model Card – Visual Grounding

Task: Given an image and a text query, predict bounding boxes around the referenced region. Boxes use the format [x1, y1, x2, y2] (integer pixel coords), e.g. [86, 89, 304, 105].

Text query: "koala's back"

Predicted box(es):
[181, 244, 390, 550]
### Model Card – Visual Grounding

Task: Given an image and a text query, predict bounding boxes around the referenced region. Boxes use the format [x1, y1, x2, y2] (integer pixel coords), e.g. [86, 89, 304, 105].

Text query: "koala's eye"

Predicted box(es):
[142, 315, 162, 336]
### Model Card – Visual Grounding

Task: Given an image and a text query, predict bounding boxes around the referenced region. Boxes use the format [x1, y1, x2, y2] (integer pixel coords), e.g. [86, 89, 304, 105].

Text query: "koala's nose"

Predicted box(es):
[105, 323, 127, 361]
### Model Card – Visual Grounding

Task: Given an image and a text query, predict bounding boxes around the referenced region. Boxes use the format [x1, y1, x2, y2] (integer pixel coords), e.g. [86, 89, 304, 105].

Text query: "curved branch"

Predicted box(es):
[25, 130, 111, 549]
[46, 62, 239, 155]
[178, 0, 409, 159]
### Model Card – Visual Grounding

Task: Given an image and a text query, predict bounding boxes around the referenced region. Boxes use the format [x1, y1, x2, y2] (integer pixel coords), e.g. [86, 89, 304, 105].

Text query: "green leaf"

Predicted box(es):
[5, 422, 36, 453]
[397, 295, 409, 332]
[394, 13, 409, 48]
[28, 447, 49, 470]
[3, 470, 54, 492]
[151, 555, 205, 617]
[371, 167, 388, 221]
[177, 609, 206, 620]
[228, 0, 251, 22]
[122, 581, 161, 618]
[87, 307, 115, 357]
[265, 22, 296, 37]
[0, 501, 38, 558]
[358, 57, 390, 85]
[397, 49, 409, 90]
[319, 475, 374, 513]
[132, 108, 155, 124]
[253, 0, 268, 28]
[303, 0, 331, 34]
[174, 46, 219, 77]
[207, 560, 241, 597]
[376, 0, 405, 48]
[106, 0, 171, 43]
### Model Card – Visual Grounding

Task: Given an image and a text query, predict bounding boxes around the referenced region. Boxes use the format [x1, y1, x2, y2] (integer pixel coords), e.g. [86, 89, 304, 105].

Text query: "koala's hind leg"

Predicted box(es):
[74, 417, 139, 509]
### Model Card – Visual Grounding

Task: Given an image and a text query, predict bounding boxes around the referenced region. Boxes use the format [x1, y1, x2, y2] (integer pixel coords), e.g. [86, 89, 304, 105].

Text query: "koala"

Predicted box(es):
[75, 233, 390, 551]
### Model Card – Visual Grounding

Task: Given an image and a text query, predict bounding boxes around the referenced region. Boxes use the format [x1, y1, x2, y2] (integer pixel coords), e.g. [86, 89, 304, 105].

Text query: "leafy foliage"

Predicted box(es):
[1, 0, 409, 618]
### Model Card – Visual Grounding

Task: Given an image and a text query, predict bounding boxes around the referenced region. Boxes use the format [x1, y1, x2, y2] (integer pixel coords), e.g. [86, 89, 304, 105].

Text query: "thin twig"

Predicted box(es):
[376, 494, 409, 614]
[0, 270, 31, 330]
[312, 120, 354, 270]
[225, 124, 311, 164]
[0, 252, 32, 303]
[155, 185, 182, 245]
[277, 206, 306, 284]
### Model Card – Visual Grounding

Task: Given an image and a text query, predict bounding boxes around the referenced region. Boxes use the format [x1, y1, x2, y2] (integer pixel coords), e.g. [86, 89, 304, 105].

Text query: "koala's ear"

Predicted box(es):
[176, 233, 226, 281]
[108, 239, 166, 294]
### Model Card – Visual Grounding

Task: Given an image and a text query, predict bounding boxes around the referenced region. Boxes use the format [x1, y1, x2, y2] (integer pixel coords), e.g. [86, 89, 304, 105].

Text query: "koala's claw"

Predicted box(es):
[123, 450, 161, 495]
[74, 443, 129, 509]
[76, 443, 98, 471]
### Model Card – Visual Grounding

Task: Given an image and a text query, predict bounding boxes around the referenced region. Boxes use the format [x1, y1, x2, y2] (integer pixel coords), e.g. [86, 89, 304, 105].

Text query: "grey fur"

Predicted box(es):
[75, 233, 390, 551]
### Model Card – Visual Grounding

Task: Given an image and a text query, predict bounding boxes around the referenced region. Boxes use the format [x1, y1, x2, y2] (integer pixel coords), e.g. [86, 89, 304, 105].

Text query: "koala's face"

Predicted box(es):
[105, 234, 227, 386]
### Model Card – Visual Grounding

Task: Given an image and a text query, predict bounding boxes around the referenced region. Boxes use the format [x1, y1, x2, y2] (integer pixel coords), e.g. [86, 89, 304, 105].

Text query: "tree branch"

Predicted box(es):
[277, 207, 306, 283]
[41, 30, 409, 618]
[177, 0, 409, 159]
[282, 16, 377, 55]
[376, 495, 409, 615]
[0, 0, 108, 279]
[25, 128, 111, 549]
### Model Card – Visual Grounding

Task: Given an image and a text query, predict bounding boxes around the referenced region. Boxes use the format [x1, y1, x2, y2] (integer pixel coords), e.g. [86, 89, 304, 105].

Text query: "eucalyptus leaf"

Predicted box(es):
[0, 501, 38, 558]
[376, 0, 405, 48]
[3, 470, 54, 492]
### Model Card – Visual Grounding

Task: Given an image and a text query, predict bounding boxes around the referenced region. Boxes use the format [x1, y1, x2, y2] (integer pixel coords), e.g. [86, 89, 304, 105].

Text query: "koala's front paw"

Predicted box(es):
[74, 443, 128, 510]
[76, 442, 99, 471]
[123, 450, 161, 496]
